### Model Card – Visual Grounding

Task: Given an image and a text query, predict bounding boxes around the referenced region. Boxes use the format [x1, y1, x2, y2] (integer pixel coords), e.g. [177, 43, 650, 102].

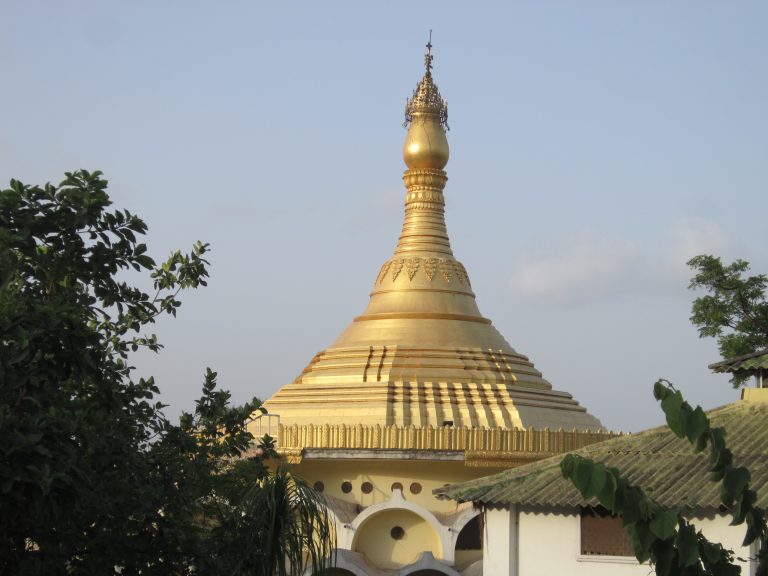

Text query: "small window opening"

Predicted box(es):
[580, 507, 633, 556]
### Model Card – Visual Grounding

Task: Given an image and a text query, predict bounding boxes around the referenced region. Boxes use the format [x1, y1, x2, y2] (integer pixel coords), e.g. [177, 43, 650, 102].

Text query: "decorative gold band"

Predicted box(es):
[353, 312, 491, 324]
[371, 287, 476, 297]
[374, 257, 471, 286]
[402, 168, 448, 190]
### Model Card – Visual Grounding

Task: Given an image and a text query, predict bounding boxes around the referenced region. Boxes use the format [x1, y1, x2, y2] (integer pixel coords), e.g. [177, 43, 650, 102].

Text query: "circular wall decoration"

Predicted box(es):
[313, 481, 324, 493]
[409, 482, 422, 495]
[391, 482, 403, 492]
[341, 481, 352, 494]
[390, 526, 405, 540]
[361, 481, 373, 494]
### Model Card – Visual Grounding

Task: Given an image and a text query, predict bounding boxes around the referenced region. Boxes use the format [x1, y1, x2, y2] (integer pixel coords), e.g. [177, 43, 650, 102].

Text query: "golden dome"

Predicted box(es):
[264, 42, 602, 433]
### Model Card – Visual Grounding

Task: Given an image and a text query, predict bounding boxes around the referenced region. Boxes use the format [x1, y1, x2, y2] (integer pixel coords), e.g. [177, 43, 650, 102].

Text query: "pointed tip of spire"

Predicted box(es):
[424, 30, 434, 75]
[404, 33, 449, 130]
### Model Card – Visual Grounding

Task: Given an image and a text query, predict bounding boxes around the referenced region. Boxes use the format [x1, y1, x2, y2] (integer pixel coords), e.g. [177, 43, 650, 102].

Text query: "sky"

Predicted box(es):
[2, 1, 767, 432]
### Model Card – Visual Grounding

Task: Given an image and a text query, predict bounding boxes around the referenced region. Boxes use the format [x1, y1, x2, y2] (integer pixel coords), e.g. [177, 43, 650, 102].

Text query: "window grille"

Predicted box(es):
[580, 508, 633, 557]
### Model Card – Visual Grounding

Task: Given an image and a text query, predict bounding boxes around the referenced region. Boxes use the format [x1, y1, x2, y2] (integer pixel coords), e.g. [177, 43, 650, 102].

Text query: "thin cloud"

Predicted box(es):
[508, 219, 735, 307]
[668, 217, 733, 278]
[509, 230, 645, 306]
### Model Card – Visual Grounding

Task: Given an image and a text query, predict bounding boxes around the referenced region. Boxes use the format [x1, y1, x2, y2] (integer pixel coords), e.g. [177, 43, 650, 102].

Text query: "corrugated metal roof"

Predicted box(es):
[709, 349, 768, 374]
[438, 400, 768, 511]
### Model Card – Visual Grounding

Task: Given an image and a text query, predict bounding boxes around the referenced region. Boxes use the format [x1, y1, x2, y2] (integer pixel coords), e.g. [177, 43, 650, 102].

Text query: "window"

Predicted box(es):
[580, 507, 633, 557]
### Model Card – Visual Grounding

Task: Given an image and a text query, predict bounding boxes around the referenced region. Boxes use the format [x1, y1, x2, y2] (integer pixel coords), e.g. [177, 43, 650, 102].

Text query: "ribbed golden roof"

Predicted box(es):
[264, 43, 602, 432]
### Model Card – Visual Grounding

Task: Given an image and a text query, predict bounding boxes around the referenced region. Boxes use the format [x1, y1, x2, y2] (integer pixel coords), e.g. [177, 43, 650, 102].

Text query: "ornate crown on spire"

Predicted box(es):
[404, 34, 449, 130]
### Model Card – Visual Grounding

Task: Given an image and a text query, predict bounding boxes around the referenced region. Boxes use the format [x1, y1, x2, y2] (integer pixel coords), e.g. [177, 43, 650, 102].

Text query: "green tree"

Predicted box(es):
[0, 170, 333, 575]
[688, 255, 768, 386]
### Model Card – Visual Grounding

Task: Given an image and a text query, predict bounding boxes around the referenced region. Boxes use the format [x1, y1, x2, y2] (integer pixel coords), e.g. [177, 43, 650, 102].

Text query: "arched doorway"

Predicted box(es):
[454, 514, 483, 570]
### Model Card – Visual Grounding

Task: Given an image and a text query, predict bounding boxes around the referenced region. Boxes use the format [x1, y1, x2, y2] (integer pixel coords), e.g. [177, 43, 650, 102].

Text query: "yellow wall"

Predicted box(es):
[294, 458, 500, 514]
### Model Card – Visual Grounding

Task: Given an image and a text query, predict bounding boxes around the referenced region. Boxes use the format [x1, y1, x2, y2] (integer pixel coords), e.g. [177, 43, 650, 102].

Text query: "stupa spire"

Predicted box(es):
[398, 38, 453, 257]
[349, 37, 484, 333]
[263, 42, 603, 433]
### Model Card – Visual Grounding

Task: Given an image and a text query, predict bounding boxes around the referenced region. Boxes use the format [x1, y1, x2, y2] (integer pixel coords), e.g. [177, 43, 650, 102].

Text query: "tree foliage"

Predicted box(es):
[0, 170, 333, 574]
[562, 380, 767, 576]
[688, 255, 768, 386]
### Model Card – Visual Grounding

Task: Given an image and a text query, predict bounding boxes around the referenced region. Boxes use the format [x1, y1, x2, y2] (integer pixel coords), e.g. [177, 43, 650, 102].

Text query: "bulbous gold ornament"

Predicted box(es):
[402, 117, 449, 170]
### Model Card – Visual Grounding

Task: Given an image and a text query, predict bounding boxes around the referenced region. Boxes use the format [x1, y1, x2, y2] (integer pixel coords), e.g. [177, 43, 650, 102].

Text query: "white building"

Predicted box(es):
[438, 388, 768, 576]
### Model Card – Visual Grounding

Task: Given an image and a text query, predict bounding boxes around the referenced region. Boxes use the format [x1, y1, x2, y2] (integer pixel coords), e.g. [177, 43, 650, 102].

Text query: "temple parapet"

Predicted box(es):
[263, 421, 620, 466]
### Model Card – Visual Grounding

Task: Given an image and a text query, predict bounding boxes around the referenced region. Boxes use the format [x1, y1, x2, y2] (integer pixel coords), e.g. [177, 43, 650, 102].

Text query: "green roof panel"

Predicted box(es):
[437, 400, 768, 512]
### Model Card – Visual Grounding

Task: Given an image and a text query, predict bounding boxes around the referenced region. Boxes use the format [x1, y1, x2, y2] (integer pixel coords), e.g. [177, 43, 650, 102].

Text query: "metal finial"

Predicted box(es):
[405, 31, 448, 129]
[424, 30, 433, 73]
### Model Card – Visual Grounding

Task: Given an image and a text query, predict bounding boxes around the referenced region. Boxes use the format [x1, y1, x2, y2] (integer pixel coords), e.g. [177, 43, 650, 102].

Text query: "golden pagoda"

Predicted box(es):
[255, 40, 611, 576]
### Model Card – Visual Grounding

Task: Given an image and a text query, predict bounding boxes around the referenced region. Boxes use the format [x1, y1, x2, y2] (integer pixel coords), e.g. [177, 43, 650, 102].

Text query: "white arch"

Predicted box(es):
[349, 488, 450, 559]
[450, 505, 481, 534]
[317, 496, 358, 550]
[447, 505, 483, 553]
